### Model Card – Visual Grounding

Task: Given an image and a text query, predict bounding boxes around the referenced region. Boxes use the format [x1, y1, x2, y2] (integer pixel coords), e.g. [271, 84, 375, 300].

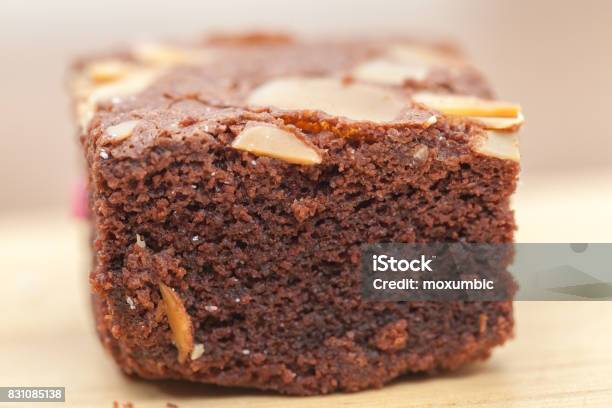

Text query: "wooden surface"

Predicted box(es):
[1, 172, 611, 407]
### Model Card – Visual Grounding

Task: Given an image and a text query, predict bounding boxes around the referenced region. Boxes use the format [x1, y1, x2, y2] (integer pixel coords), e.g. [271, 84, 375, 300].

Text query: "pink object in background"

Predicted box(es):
[70, 179, 89, 218]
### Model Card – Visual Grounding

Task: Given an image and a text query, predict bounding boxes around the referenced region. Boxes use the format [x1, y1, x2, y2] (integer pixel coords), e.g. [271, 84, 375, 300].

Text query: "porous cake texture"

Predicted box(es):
[70, 33, 522, 395]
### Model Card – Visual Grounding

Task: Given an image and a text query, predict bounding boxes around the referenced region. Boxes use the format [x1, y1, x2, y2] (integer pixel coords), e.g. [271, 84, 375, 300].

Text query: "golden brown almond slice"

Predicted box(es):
[352, 58, 429, 85]
[472, 113, 525, 130]
[87, 59, 134, 83]
[473, 130, 520, 162]
[106, 120, 141, 142]
[247, 77, 406, 122]
[232, 124, 322, 165]
[412, 92, 521, 118]
[159, 283, 194, 363]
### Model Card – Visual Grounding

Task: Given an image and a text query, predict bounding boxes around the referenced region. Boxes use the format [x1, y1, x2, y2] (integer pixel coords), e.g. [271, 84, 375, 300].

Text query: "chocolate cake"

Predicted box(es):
[69, 33, 522, 395]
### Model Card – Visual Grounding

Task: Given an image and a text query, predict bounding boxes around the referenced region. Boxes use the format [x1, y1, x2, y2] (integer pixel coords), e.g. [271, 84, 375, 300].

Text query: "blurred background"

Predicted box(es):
[1, 0, 611, 212]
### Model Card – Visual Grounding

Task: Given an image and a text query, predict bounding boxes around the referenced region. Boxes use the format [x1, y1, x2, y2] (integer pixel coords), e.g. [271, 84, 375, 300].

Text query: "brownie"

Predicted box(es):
[69, 33, 522, 395]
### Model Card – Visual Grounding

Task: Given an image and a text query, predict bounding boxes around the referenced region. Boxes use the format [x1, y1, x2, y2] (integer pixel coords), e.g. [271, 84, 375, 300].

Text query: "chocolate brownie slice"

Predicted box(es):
[70, 33, 521, 395]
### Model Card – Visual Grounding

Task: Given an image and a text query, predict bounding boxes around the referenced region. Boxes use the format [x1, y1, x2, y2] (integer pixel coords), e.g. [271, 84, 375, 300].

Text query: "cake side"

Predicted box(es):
[71, 34, 521, 395]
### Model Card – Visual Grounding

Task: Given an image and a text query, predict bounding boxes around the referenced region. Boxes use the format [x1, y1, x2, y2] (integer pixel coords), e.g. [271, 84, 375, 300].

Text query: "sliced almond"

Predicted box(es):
[232, 124, 322, 165]
[412, 92, 521, 118]
[133, 43, 192, 65]
[425, 115, 438, 127]
[76, 103, 96, 131]
[133, 43, 215, 66]
[471, 113, 525, 130]
[77, 68, 160, 130]
[352, 43, 464, 86]
[159, 283, 194, 363]
[387, 44, 464, 67]
[247, 77, 406, 123]
[74, 42, 216, 131]
[87, 59, 133, 83]
[87, 68, 159, 105]
[353, 58, 429, 85]
[106, 120, 141, 142]
[473, 130, 520, 162]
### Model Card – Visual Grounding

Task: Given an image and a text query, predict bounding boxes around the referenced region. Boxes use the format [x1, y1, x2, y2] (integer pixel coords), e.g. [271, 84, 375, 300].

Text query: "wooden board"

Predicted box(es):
[1, 172, 611, 407]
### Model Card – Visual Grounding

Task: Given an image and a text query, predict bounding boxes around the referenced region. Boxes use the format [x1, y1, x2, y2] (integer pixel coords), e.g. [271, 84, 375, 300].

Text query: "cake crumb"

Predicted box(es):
[479, 314, 488, 334]
[412, 144, 429, 163]
[291, 198, 318, 222]
[179, 116, 198, 127]
[373, 319, 408, 351]
[191, 343, 205, 360]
